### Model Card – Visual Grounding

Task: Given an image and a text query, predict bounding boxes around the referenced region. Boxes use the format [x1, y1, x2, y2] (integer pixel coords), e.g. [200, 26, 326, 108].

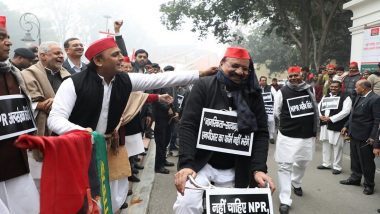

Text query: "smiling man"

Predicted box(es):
[274, 66, 318, 214]
[22, 42, 71, 138]
[173, 47, 275, 214]
[63, 38, 87, 74]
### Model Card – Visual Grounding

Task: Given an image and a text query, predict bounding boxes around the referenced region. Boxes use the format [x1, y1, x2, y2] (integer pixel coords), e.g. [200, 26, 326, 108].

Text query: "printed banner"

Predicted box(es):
[320, 97, 340, 111]
[197, 108, 253, 156]
[206, 188, 273, 214]
[0, 95, 36, 140]
[361, 26, 380, 72]
[177, 94, 185, 109]
[92, 132, 113, 214]
[262, 92, 273, 103]
[265, 104, 274, 116]
[286, 95, 314, 118]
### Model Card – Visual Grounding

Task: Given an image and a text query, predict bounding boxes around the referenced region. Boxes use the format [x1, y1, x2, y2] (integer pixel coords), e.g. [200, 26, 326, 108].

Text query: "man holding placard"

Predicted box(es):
[317, 80, 352, 175]
[173, 47, 275, 214]
[274, 66, 318, 214]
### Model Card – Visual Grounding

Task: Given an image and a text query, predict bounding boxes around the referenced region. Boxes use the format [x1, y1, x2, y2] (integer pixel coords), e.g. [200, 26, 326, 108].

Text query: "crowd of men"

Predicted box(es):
[1, 14, 380, 214]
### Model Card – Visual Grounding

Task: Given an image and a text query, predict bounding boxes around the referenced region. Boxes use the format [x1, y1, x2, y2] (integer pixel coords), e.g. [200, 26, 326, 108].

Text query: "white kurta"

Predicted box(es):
[273, 90, 316, 163]
[318, 95, 352, 145]
[0, 174, 39, 214]
[125, 133, 145, 157]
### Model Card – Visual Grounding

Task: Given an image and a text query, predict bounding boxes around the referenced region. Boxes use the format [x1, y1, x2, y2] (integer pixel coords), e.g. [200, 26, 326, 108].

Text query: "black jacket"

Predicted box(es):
[345, 91, 380, 141]
[178, 75, 269, 187]
[62, 59, 87, 75]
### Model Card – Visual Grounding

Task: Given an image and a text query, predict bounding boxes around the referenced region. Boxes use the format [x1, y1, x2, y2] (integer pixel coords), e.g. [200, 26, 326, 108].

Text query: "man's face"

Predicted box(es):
[97, 47, 123, 75]
[327, 68, 336, 76]
[272, 79, 277, 85]
[288, 73, 303, 85]
[121, 61, 133, 73]
[40, 44, 64, 71]
[135, 53, 148, 66]
[329, 82, 341, 95]
[0, 29, 12, 61]
[65, 39, 84, 58]
[355, 81, 365, 96]
[220, 57, 250, 84]
[259, 77, 267, 87]
[349, 65, 358, 73]
[363, 71, 370, 79]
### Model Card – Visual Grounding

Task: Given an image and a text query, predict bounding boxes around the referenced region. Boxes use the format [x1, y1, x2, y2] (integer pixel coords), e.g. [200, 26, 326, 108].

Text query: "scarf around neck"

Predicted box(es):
[0, 59, 12, 73]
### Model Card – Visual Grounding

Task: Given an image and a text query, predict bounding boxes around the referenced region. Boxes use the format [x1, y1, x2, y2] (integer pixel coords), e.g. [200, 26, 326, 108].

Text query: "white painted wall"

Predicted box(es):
[343, 0, 380, 68]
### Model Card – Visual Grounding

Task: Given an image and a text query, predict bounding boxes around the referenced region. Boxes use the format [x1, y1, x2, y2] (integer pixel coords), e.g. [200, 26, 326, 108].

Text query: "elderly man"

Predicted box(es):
[340, 80, 380, 195]
[173, 47, 275, 214]
[0, 15, 39, 214]
[47, 37, 217, 213]
[62, 38, 87, 74]
[274, 66, 318, 214]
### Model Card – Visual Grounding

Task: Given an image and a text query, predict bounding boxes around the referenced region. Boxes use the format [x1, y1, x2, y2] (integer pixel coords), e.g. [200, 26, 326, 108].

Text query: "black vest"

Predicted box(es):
[320, 93, 349, 131]
[279, 86, 315, 138]
[69, 66, 132, 133]
[342, 74, 361, 100]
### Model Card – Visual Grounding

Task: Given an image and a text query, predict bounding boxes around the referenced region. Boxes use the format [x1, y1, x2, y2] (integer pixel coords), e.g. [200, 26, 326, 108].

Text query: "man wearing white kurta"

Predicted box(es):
[318, 80, 352, 174]
[274, 66, 318, 214]
[259, 76, 277, 144]
[47, 37, 217, 213]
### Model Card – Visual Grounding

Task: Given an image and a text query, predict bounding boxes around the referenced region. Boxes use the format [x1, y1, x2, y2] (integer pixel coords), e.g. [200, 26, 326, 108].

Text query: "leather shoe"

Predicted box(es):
[120, 202, 128, 209]
[279, 204, 290, 214]
[363, 186, 374, 195]
[377, 208, 380, 213]
[128, 175, 140, 182]
[339, 178, 360, 186]
[132, 168, 139, 174]
[164, 160, 175, 167]
[140, 152, 147, 156]
[135, 164, 144, 170]
[155, 167, 170, 174]
[317, 165, 331, 170]
[127, 190, 133, 196]
[332, 169, 341, 175]
[292, 185, 303, 196]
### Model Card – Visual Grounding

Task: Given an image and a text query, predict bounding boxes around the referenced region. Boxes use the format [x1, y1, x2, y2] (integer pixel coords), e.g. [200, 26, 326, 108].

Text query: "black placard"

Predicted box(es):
[286, 95, 314, 118]
[197, 108, 253, 156]
[0, 95, 36, 140]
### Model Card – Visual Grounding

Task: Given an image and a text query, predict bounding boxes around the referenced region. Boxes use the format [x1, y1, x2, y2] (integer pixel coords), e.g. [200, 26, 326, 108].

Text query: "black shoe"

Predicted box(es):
[292, 185, 303, 196]
[279, 204, 290, 214]
[363, 186, 374, 195]
[377, 208, 380, 213]
[340, 178, 360, 186]
[140, 152, 147, 156]
[144, 147, 148, 151]
[128, 174, 140, 182]
[269, 139, 275, 144]
[120, 202, 128, 209]
[164, 160, 175, 167]
[135, 164, 144, 170]
[132, 168, 139, 174]
[155, 167, 170, 174]
[332, 169, 341, 175]
[134, 157, 141, 162]
[317, 165, 331, 170]
[127, 190, 133, 196]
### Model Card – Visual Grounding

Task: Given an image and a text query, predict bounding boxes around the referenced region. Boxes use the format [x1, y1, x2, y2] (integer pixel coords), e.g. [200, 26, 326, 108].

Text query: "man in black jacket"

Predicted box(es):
[173, 47, 275, 214]
[340, 80, 380, 195]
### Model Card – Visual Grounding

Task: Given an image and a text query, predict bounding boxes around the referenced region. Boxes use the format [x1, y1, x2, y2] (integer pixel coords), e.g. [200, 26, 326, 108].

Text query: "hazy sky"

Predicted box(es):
[2, 0, 227, 68]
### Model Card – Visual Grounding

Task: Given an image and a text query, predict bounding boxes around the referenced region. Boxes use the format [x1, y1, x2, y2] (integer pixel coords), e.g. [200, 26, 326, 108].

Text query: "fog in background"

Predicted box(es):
[1, 0, 227, 70]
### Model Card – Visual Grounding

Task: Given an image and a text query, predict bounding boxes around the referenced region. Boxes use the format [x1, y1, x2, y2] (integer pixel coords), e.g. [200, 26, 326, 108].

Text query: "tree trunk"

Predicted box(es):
[300, 0, 311, 67]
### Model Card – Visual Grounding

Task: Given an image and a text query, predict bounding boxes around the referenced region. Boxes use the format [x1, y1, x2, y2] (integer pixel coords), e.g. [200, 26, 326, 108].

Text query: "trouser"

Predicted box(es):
[109, 178, 129, 213]
[173, 164, 235, 214]
[321, 136, 343, 170]
[277, 161, 309, 206]
[349, 138, 376, 188]
[154, 118, 171, 170]
[0, 173, 39, 214]
[168, 122, 178, 150]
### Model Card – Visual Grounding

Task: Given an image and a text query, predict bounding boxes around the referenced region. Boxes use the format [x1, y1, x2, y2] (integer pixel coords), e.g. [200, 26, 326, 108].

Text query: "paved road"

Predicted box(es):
[148, 142, 380, 214]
